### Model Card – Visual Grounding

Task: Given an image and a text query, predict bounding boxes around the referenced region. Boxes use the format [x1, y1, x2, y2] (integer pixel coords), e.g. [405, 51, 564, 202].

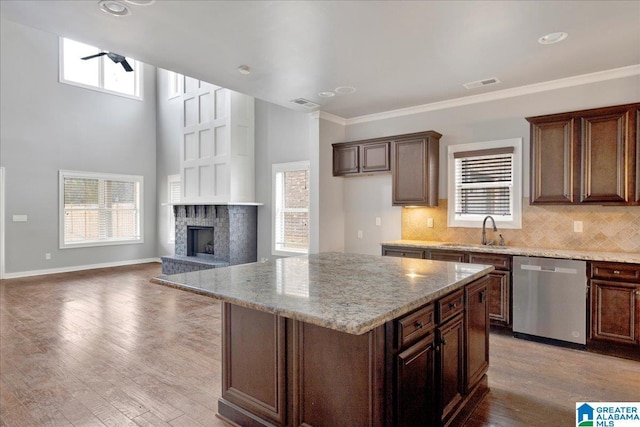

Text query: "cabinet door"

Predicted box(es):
[487, 271, 510, 326]
[333, 145, 359, 175]
[591, 280, 639, 345]
[438, 314, 464, 425]
[529, 117, 578, 204]
[465, 277, 489, 393]
[361, 142, 390, 173]
[395, 334, 436, 427]
[636, 107, 640, 204]
[580, 107, 631, 204]
[392, 134, 439, 206]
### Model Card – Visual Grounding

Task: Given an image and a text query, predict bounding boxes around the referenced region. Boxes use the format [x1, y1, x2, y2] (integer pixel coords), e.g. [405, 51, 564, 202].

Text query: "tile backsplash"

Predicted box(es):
[402, 199, 640, 253]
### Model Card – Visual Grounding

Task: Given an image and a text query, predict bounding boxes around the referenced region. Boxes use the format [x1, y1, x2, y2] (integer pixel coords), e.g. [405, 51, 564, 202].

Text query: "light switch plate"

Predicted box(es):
[12, 214, 28, 222]
[573, 221, 583, 233]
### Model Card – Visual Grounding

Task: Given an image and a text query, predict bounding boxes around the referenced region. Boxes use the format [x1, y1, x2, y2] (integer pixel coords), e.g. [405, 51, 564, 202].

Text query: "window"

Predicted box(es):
[447, 138, 522, 229]
[272, 161, 310, 256]
[59, 170, 143, 248]
[59, 37, 142, 99]
[167, 70, 183, 99]
[168, 174, 180, 244]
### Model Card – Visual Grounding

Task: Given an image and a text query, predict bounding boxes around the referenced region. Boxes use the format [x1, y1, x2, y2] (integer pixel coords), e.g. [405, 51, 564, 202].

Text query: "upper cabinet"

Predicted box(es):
[527, 103, 639, 206]
[391, 131, 441, 206]
[332, 131, 441, 206]
[332, 139, 390, 176]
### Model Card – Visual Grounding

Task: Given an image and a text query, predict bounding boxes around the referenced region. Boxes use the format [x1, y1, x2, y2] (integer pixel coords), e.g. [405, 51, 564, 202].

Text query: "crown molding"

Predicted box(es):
[343, 65, 640, 125]
[312, 111, 347, 126]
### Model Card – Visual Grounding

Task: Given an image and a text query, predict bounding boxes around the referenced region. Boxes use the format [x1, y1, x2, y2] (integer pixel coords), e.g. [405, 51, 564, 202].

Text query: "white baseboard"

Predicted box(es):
[2, 258, 162, 279]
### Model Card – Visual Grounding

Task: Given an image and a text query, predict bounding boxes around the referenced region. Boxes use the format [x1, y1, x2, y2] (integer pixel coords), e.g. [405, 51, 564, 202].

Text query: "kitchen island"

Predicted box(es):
[153, 252, 494, 427]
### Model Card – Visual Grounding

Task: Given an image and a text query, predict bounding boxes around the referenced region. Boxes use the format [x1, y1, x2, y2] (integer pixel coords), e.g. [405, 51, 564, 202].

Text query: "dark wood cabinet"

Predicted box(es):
[636, 107, 640, 203]
[429, 250, 468, 263]
[588, 261, 640, 360]
[527, 103, 640, 206]
[396, 332, 436, 427]
[382, 245, 513, 329]
[382, 246, 426, 259]
[465, 277, 489, 393]
[333, 144, 359, 175]
[332, 140, 390, 176]
[437, 313, 465, 425]
[529, 115, 578, 203]
[391, 279, 489, 427]
[391, 131, 441, 206]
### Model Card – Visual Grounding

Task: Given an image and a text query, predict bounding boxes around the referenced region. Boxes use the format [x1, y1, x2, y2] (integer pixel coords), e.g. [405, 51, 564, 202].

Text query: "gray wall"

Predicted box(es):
[0, 19, 158, 275]
[155, 68, 182, 256]
[340, 75, 640, 254]
[255, 99, 312, 261]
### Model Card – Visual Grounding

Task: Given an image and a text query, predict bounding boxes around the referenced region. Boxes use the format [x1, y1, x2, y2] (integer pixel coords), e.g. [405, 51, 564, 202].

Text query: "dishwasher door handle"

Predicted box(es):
[519, 264, 578, 274]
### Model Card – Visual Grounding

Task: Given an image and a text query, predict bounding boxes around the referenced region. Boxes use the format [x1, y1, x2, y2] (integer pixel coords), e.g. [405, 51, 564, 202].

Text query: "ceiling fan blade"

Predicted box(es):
[120, 60, 134, 72]
[106, 52, 126, 64]
[81, 52, 107, 60]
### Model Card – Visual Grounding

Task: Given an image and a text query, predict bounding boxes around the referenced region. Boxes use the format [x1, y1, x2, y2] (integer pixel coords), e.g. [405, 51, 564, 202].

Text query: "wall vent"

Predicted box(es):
[463, 77, 501, 90]
[290, 98, 320, 109]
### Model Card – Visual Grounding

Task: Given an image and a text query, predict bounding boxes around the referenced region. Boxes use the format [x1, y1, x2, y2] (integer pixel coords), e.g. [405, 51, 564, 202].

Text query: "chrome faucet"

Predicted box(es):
[481, 215, 497, 246]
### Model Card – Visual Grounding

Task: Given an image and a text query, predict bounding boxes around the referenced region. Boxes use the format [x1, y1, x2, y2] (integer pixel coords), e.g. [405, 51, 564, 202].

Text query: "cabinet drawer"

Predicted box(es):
[382, 247, 425, 259]
[397, 304, 435, 348]
[429, 250, 467, 263]
[590, 262, 640, 282]
[468, 252, 511, 271]
[437, 289, 464, 324]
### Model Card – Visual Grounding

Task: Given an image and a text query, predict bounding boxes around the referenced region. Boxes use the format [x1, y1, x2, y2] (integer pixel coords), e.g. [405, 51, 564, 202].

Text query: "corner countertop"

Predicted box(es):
[152, 252, 493, 335]
[382, 240, 640, 264]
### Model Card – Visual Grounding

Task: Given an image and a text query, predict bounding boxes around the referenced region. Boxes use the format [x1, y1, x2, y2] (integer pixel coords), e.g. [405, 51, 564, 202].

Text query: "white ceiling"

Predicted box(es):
[1, 0, 639, 119]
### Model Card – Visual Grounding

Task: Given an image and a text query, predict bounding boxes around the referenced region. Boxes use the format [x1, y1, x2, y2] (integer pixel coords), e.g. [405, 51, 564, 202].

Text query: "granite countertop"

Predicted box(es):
[152, 252, 493, 335]
[382, 240, 640, 264]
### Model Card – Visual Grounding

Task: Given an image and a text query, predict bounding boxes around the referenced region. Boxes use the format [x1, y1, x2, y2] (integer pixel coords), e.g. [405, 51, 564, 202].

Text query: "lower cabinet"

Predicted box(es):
[396, 335, 436, 427]
[393, 279, 489, 426]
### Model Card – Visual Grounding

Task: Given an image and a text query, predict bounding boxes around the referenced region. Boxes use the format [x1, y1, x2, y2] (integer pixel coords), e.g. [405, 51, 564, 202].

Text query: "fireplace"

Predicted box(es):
[187, 226, 215, 258]
[161, 204, 258, 275]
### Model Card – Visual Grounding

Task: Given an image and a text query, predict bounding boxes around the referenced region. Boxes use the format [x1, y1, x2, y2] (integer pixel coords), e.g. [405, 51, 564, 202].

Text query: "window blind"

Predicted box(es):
[61, 171, 141, 247]
[454, 147, 514, 217]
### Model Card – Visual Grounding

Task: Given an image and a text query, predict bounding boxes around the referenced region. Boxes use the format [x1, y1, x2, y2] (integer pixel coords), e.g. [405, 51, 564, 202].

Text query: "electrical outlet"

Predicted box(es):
[375, 217, 381, 226]
[357, 230, 363, 239]
[12, 214, 27, 222]
[45, 253, 51, 260]
[573, 221, 583, 233]
[427, 218, 434, 228]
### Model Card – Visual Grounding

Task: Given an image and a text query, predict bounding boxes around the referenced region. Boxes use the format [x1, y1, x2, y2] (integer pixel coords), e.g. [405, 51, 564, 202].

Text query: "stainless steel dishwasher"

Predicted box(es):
[513, 256, 587, 346]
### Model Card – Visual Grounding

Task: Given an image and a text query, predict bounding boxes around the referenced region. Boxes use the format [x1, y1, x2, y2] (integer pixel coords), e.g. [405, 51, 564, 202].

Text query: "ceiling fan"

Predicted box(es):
[81, 52, 133, 72]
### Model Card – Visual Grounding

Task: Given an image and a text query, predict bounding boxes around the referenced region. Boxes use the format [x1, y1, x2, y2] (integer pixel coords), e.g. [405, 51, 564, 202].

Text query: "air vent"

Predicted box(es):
[290, 98, 320, 109]
[463, 77, 501, 90]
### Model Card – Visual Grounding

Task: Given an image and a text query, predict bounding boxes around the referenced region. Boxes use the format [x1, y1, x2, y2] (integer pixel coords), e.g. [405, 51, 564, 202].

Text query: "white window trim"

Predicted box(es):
[167, 174, 180, 244]
[447, 138, 522, 229]
[272, 160, 310, 257]
[59, 170, 144, 249]
[58, 37, 144, 101]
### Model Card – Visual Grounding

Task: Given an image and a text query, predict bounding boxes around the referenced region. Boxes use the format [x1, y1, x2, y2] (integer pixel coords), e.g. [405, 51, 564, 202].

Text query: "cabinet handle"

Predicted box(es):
[400, 252, 405, 257]
[613, 270, 620, 274]
[441, 337, 447, 346]
[479, 291, 485, 303]
[415, 321, 424, 329]
[450, 302, 457, 309]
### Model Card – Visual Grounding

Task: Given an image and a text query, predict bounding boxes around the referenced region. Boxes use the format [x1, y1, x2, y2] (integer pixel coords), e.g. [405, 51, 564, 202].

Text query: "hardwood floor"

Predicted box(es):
[1, 263, 638, 427]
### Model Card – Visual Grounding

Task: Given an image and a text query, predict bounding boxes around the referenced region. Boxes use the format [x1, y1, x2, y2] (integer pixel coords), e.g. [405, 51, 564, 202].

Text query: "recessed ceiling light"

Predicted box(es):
[237, 65, 251, 75]
[538, 32, 568, 45]
[124, 0, 155, 5]
[319, 91, 335, 98]
[98, 0, 130, 16]
[335, 86, 356, 95]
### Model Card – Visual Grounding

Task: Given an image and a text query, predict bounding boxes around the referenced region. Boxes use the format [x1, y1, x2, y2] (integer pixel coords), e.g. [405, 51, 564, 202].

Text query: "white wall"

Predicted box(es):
[0, 18, 158, 275]
[254, 100, 312, 260]
[341, 75, 640, 254]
